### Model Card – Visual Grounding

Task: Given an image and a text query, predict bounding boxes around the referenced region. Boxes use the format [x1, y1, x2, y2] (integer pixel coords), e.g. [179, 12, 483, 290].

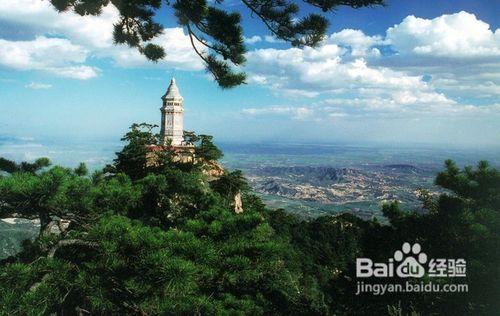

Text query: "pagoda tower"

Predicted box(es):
[160, 78, 184, 146]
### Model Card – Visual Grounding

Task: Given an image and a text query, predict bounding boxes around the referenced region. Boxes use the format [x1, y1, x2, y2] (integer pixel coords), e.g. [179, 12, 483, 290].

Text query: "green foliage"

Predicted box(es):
[267, 209, 362, 313]
[134, 169, 215, 227]
[74, 162, 88, 176]
[109, 124, 224, 182]
[374, 161, 500, 315]
[436, 159, 500, 209]
[0, 157, 50, 174]
[0, 210, 316, 314]
[110, 122, 160, 180]
[0, 165, 95, 235]
[48, 0, 384, 88]
[184, 132, 223, 161]
[0, 258, 75, 315]
[211, 170, 249, 198]
[198, 134, 223, 160]
[1, 124, 498, 315]
[91, 172, 141, 216]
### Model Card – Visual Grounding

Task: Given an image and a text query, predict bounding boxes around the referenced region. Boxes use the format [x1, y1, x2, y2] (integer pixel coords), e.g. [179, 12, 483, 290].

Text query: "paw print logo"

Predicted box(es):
[394, 242, 427, 278]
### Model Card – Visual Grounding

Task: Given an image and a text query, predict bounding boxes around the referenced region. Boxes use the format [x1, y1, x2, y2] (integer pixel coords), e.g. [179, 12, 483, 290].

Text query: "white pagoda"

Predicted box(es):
[160, 78, 184, 146]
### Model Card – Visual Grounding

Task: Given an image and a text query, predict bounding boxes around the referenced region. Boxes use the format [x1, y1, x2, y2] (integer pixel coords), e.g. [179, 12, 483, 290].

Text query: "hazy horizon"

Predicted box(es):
[2, 134, 499, 173]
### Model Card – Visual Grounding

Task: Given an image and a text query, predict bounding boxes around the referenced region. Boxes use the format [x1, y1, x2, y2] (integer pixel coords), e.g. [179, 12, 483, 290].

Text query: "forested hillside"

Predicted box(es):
[0, 124, 498, 315]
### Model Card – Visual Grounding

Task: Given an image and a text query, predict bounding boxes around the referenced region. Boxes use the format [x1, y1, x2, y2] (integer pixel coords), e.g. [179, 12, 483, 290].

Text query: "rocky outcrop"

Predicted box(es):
[202, 160, 225, 181]
[204, 162, 243, 213]
[233, 192, 243, 214]
[46, 218, 72, 236]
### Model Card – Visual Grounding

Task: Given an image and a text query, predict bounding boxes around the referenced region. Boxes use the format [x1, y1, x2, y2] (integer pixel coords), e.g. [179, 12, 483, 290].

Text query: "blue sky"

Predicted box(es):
[0, 0, 499, 147]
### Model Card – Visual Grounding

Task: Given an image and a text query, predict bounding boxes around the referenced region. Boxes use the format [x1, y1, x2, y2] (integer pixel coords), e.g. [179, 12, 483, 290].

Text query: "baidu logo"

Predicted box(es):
[355, 242, 468, 295]
[394, 242, 427, 278]
[356, 242, 465, 278]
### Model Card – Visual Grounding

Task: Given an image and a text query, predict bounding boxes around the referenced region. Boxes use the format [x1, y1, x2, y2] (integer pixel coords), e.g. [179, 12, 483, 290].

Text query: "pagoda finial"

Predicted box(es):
[162, 77, 182, 100]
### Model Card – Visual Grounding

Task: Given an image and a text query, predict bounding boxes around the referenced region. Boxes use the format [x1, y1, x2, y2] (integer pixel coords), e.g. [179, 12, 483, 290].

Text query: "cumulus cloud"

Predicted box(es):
[244, 11, 500, 119]
[377, 11, 500, 101]
[386, 11, 500, 58]
[245, 41, 499, 118]
[107, 28, 204, 70]
[1, 1, 499, 118]
[0, 36, 98, 79]
[0, 0, 117, 49]
[329, 29, 383, 57]
[0, 0, 203, 78]
[245, 44, 462, 118]
[246, 47, 429, 95]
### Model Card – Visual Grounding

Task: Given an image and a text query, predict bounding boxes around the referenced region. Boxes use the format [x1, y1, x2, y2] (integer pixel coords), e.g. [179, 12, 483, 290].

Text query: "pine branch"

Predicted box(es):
[29, 239, 100, 292]
[47, 239, 99, 258]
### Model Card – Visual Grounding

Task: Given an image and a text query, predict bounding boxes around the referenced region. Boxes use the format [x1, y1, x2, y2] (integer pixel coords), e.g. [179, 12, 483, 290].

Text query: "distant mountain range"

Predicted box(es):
[254, 166, 360, 183]
[243, 164, 439, 217]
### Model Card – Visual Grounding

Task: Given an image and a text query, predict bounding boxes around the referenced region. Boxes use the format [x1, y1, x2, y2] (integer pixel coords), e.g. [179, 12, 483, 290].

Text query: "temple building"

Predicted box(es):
[160, 78, 184, 146]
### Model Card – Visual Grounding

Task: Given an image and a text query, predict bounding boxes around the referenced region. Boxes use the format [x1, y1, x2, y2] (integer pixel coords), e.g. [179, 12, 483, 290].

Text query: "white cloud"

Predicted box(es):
[329, 29, 383, 57]
[0, 36, 98, 79]
[378, 12, 500, 101]
[0, 0, 203, 78]
[264, 35, 286, 44]
[243, 106, 314, 120]
[49, 65, 98, 80]
[244, 11, 500, 120]
[244, 35, 262, 44]
[242, 96, 500, 123]
[1, 2, 499, 120]
[0, 0, 118, 49]
[109, 28, 204, 70]
[246, 42, 500, 118]
[321, 97, 500, 119]
[246, 46, 427, 96]
[387, 11, 500, 58]
[25, 82, 52, 89]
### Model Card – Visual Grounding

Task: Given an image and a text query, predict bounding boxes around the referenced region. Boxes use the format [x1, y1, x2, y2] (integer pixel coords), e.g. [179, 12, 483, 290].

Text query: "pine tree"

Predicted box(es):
[48, 0, 384, 88]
